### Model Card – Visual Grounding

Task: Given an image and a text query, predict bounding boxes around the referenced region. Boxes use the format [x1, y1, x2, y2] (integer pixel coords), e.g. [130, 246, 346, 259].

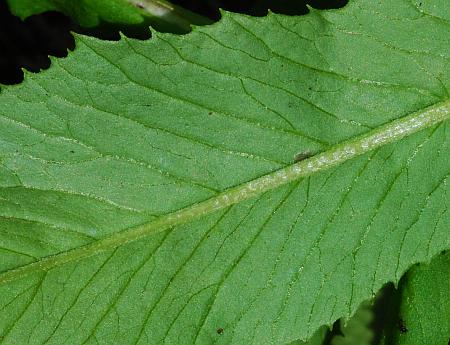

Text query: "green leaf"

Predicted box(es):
[392, 252, 450, 345]
[287, 326, 328, 345]
[0, 1, 449, 344]
[6, 0, 211, 33]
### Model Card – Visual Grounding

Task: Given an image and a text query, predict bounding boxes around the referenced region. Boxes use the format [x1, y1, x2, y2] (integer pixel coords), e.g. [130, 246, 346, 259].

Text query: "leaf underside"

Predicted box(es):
[0, 1, 449, 344]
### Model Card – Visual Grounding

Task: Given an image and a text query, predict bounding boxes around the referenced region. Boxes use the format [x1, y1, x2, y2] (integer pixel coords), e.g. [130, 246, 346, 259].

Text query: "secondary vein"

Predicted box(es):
[0, 100, 449, 285]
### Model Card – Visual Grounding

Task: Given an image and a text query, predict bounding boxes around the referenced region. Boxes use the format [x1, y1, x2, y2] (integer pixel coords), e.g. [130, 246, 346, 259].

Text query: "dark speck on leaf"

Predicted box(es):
[70, 150, 75, 153]
[397, 318, 408, 333]
[208, 111, 213, 115]
[294, 151, 313, 162]
[216, 328, 224, 335]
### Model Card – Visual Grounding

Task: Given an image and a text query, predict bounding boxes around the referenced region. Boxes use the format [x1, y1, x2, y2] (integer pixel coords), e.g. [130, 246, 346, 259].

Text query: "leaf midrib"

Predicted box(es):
[0, 100, 449, 285]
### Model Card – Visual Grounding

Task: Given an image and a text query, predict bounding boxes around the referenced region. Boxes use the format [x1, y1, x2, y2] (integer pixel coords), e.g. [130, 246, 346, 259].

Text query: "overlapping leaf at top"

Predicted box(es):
[6, 0, 211, 33]
[0, 1, 449, 344]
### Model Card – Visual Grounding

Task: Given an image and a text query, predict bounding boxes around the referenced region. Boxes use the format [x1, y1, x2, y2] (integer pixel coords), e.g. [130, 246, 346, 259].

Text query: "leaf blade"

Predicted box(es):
[0, 100, 449, 286]
[0, 1, 449, 344]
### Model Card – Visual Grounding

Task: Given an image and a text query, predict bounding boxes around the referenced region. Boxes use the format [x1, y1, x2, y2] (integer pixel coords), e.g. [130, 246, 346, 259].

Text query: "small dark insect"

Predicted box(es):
[208, 111, 213, 115]
[397, 318, 408, 333]
[294, 151, 313, 163]
[216, 328, 224, 335]
[69, 150, 75, 153]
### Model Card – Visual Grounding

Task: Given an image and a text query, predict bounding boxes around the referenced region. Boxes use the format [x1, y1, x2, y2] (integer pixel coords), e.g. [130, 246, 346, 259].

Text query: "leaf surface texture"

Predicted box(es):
[0, 1, 449, 344]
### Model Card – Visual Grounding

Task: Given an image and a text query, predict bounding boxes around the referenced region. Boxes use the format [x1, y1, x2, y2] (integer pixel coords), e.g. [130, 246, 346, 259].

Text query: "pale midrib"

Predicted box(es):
[0, 100, 449, 285]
